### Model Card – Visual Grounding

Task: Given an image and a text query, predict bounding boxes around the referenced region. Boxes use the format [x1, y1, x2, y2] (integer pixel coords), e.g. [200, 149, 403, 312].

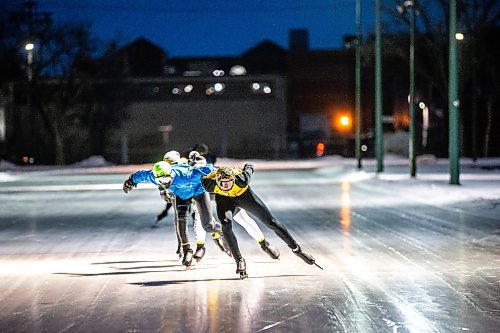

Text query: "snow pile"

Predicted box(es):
[70, 155, 113, 168]
[384, 130, 409, 156]
[0, 160, 18, 172]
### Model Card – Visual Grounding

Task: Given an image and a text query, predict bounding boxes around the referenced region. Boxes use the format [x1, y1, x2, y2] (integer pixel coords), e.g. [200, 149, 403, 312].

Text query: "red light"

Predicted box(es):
[22, 156, 29, 163]
[316, 142, 325, 157]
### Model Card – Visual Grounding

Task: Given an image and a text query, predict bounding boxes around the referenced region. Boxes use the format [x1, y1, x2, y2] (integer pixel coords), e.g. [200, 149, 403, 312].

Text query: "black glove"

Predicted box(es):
[158, 187, 173, 202]
[123, 176, 137, 193]
[243, 163, 254, 171]
[188, 151, 207, 167]
[188, 151, 201, 160]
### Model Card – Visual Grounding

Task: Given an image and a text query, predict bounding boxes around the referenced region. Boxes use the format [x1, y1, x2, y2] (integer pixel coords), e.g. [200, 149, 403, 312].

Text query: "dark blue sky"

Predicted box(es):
[32, 0, 376, 57]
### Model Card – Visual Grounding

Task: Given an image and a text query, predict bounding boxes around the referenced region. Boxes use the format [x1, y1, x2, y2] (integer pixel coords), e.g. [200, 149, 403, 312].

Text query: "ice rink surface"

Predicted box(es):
[1, 157, 499, 332]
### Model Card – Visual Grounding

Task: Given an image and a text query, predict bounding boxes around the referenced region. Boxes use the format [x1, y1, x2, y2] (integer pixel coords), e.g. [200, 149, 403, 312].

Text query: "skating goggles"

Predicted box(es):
[217, 178, 234, 188]
[156, 175, 172, 186]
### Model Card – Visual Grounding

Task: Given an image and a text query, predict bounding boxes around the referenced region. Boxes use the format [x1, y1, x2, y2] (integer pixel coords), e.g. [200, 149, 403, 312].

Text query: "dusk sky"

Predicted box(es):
[27, 0, 377, 57]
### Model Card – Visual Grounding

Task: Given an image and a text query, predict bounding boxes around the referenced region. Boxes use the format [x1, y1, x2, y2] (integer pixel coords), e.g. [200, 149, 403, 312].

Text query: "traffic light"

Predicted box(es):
[316, 142, 325, 157]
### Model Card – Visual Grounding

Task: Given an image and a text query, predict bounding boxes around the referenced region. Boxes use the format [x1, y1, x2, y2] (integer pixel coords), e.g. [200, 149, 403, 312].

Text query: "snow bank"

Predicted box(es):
[69, 156, 113, 168]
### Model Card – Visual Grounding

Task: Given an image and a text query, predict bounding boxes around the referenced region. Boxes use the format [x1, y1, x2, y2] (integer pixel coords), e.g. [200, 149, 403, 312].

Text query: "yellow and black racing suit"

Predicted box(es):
[201, 164, 298, 262]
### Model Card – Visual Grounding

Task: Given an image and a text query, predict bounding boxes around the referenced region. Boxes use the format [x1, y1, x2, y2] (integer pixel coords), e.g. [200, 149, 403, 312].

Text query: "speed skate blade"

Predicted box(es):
[314, 262, 324, 270]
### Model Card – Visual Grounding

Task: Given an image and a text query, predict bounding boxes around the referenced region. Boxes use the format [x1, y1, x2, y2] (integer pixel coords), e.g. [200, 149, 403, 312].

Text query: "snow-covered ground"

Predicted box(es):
[2, 154, 500, 204]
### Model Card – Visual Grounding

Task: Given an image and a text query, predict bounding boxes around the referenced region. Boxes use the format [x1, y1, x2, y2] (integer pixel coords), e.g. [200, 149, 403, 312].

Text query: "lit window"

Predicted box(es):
[214, 83, 225, 92]
[213, 69, 225, 77]
[205, 87, 215, 95]
[183, 70, 202, 77]
[230, 65, 247, 76]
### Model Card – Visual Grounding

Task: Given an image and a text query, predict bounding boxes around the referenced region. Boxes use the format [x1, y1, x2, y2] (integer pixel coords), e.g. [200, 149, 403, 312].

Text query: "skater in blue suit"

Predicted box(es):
[123, 161, 223, 267]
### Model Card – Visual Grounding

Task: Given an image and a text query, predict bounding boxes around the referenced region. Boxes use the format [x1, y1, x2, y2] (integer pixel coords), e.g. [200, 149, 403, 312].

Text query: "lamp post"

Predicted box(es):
[374, 0, 383, 173]
[25, 41, 35, 163]
[449, 0, 460, 184]
[397, 1, 417, 177]
[355, 0, 362, 170]
[25, 42, 34, 82]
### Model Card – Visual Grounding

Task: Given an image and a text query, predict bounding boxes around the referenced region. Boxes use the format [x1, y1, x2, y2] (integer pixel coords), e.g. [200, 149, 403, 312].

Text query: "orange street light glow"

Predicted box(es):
[340, 116, 350, 127]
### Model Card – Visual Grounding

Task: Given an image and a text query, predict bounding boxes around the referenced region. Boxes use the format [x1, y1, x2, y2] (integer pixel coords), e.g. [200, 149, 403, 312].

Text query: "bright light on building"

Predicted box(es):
[25, 43, 34, 51]
[184, 85, 193, 93]
[252, 83, 261, 91]
[418, 102, 426, 109]
[263, 86, 272, 94]
[214, 83, 225, 92]
[361, 144, 368, 152]
[230, 65, 247, 76]
[205, 87, 215, 95]
[330, 109, 353, 132]
[340, 116, 350, 127]
[172, 87, 181, 95]
[213, 69, 225, 77]
[455, 32, 464, 40]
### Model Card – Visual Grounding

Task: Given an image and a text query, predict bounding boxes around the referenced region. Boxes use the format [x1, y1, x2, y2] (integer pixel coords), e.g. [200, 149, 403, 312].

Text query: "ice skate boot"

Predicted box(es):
[193, 245, 206, 262]
[236, 258, 248, 279]
[292, 245, 315, 265]
[206, 221, 222, 233]
[182, 249, 194, 268]
[213, 233, 232, 257]
[260, 240, 280, 259]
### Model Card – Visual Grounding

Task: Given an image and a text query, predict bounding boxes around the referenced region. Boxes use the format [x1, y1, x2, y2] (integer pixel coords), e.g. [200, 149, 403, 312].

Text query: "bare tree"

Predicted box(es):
[1, 2, 131, 164]
[382, 0, 499, 156]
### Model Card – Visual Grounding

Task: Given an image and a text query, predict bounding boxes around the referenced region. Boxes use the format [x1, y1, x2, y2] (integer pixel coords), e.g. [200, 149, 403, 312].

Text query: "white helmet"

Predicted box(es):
[163, 150, 181, 165]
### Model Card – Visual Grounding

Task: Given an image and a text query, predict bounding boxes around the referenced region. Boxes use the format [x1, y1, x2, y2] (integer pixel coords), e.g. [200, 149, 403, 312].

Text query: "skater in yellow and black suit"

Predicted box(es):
[201, 163, 316, 278]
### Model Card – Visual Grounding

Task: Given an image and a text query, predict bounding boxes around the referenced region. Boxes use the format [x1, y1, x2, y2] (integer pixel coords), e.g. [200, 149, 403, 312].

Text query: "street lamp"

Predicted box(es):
[355, 0, 362, 169]
[397, 0, 417, 178]
[25, 42, 34, 82]
[374, 0, 384, 173]
[24, 41, 35, 163]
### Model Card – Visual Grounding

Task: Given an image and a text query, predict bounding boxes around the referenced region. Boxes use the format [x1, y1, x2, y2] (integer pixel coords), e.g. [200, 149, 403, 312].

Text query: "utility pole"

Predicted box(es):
[11, 1, 52, 163]
[449, 0, 460, 184]
[408, 2, 416, 177]
[355, 0, 362, 170]
[374, 0, 383, 173]
[25, 1, 35, 163]
[398, 1, 417, 177]
[471, 0, 477, 162]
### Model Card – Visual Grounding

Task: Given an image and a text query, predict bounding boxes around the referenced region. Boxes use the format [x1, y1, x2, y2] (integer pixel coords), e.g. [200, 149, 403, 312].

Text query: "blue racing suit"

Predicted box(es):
[130, 164, 213, 200]
[130, 163, 220, 252]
